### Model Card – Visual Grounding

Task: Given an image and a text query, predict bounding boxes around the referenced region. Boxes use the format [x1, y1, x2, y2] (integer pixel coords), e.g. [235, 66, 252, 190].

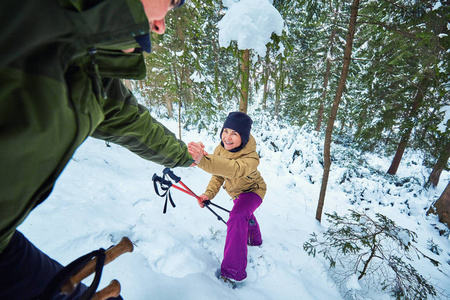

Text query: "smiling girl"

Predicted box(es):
[188, 112, 266, 284]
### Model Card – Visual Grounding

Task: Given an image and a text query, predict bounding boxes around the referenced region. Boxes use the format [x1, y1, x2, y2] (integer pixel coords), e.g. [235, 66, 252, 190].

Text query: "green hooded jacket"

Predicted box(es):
[0, 0, 193, 253]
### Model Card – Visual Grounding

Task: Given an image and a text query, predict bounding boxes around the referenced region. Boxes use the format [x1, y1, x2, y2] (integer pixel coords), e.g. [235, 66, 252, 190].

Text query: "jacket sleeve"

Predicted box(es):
[197, 151, 259, 179]
[204, 175, 225, 200]
[91, 78, 193, 168]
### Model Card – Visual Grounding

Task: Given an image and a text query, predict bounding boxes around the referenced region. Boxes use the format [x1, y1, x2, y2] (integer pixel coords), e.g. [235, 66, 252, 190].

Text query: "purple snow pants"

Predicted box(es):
[221, 192, 262, 281]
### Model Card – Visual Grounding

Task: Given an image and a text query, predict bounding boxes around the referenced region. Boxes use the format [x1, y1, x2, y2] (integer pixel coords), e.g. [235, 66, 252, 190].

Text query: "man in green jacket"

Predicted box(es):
[0, 0, 192, 299]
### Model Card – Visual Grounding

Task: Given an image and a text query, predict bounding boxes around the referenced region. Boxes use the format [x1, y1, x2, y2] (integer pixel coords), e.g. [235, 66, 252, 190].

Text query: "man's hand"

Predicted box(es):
[188, 142, 208, 165]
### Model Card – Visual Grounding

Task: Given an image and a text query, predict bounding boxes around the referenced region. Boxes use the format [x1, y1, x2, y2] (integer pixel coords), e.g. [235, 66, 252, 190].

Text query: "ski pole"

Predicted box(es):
[61, 237, 133, 295]
[163, 168, 199, 198]
[163, 168, 229, 213]
[152, 174, 176, 213]
[171, 180, 229, 225]
[159, 169, 204, 206]
[92, 280, 121, 300]
[204, 205, 227, 225]
[152, 169, 230, 224]
[203, 200, 231, 214]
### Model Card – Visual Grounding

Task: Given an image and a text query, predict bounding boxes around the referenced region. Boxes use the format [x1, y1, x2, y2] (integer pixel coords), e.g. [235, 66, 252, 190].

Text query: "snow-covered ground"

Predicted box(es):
[19, 117, 450, 299]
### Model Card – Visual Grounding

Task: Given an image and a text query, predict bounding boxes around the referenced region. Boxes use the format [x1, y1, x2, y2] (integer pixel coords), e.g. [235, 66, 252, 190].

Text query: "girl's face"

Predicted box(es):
[222, 128, 242, 150]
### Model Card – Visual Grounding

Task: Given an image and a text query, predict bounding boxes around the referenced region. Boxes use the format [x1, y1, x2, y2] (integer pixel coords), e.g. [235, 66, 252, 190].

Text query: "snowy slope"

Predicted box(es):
[19, 118, 450, 300]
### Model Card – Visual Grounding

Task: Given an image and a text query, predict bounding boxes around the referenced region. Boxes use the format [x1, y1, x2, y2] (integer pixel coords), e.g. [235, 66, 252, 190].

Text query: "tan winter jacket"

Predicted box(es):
[197, 135, 266, 201]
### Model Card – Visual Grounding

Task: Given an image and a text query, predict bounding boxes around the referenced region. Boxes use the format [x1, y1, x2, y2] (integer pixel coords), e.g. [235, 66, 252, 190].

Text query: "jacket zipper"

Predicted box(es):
[88, 47, 107, 100]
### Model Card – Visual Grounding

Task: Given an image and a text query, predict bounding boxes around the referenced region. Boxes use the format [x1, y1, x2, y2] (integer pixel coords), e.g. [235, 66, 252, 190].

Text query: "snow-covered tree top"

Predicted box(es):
[218, 0, 284, 57]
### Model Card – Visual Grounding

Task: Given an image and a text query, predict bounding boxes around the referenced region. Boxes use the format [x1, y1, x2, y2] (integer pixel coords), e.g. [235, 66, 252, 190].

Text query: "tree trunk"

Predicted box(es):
[427, 181, 450, 228]
[185, 76, 194, 105]
[316, 103, 325, 132]
[354, 103, 367, 141]
[171, 61, 183, 138]
[387, 132, 410, 175]
[164, 93, 173, 118]
[387, 77, 429, 175]
[139, 80, 144, 104]
[316, 0, 360, 223]
[426, 142, 450, 188]
[213, 41, 224, 111]
[262, 50, 270, 110]
[316, 20, 338, 132]
[139, 80, 150, 107]
[178, 100, 182, 139]
[274, 55, 285, 120]
[240, 49, 250, 113]
[122, 79, 133, 91]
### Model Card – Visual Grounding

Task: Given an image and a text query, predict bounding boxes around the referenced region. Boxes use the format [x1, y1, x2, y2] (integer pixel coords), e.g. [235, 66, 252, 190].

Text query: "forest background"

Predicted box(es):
[22, 0, 450, 299]
[129, 0, 450, 223]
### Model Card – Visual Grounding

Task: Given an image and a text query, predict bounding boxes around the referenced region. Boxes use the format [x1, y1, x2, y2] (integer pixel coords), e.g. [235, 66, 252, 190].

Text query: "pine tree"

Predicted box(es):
[316, 0, 360, 222]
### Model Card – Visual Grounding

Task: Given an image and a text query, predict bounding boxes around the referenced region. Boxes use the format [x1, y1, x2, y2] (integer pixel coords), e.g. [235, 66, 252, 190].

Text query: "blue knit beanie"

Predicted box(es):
[221, 112, 253, 149]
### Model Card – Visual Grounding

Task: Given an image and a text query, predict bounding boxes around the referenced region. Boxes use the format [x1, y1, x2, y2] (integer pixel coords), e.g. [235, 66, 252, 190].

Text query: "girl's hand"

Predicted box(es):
[197, 194, 209, 208]
[188, 142, 208, 165]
